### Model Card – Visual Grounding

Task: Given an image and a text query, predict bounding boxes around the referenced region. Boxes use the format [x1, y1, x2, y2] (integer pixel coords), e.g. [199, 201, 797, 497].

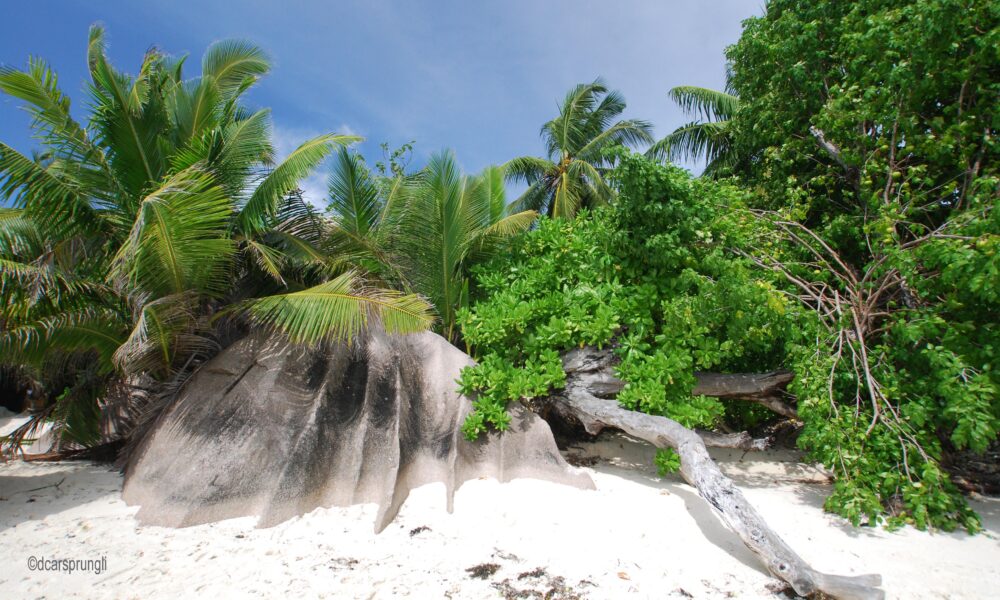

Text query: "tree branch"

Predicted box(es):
[809, 126, 860, 193]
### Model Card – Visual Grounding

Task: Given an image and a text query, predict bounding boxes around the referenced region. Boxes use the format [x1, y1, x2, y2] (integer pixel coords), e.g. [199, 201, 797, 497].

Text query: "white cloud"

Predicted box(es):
[272, 123, 362, 159]
[297, 172, 328, 210]
[336, 123, 358, 138]
[270, 125, 320, 162]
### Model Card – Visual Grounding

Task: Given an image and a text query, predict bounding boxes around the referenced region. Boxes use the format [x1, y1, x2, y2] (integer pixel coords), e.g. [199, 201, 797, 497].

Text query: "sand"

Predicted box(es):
[1, 433, 997, 599]
[1, 407, 55, 456]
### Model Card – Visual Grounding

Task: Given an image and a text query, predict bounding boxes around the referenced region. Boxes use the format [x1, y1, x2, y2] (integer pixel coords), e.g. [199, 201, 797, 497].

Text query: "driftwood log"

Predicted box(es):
[546, 347, 884, 600]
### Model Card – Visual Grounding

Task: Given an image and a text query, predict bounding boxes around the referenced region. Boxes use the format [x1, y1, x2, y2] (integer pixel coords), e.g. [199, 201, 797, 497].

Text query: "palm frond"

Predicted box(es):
[244, 238, 289, 285]
[576, 118, 655, 163]
[0, 142, 104, 239]
[476, 210, 537, 244]
[113, 293, 217, 376]
[570, 159, 615, 206]
[375, 172, 421, 229]
[0, 255, 110, 313]
[242, 270, 435, 345]
[327, 149, 382, 237]
[0, 308, 126, 371]
[201, 39, 270, 96]
[545, 79, 607, 156]
[273, 191, 324, 243]
[0, 58, 118, 191]
[502, 156, 552, 185]
[236, 133, 359, 237]
[215, 108, 273, 173]
[668, 86, 740, 122]
[647, 120, 732, 165]
[0, 208, 44, 256]
[170, 108, 273, 197]
[478, 165, 508, 222]
[551, 171, 575, 219]
[111, 167, 235, 298]
[509, 179, 554, 215]
[267, 229, 330, 267]
[87, 25, 166, 195]
[168, 76, 222, 143]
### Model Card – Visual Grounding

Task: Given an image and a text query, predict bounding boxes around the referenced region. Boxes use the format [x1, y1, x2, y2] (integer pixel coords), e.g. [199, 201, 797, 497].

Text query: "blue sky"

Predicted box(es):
[0, 0, 760, 207]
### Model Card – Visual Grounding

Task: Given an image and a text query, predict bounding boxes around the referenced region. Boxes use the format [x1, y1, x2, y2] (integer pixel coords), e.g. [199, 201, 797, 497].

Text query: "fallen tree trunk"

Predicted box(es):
[548, 348, 884, 600]
[561, 347, 800, 419]
[693, 372, 799, 420]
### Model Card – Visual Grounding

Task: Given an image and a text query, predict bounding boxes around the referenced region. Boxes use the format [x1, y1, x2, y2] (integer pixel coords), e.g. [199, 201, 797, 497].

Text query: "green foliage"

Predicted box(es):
[719, 0, 998, 531]
[375, 140, 415, 178]
[459, 153, 790, 438]
[786, 330, 983, 532]
[727, 0, 998, 220]
[466, 133, 992, 531]
[655, 448, 682, 475]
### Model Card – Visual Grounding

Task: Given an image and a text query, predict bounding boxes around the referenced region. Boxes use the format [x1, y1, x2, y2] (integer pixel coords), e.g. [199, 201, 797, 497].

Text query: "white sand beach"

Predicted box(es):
[0, 407, 54, 457]
[1, 433, 997, 599]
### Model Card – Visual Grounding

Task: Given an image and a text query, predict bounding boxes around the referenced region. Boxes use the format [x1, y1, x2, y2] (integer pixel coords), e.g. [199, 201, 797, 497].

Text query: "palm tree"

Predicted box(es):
[325, 149, 536, 343]
[647, 86, 740, 177]
[323, 148, 413, 286]
[0, 27, 434, 451]
[505, 79, 653, 219]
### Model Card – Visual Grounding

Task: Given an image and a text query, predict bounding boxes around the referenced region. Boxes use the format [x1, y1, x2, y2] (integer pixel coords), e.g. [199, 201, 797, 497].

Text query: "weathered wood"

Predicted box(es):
[550, 348, 884, 600]
[692, 370, 794, 397]
[562, 347, 799, 420]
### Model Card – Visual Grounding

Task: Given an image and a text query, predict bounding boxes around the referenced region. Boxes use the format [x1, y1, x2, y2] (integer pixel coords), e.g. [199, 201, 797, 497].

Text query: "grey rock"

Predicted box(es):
[123, 330, 593, 531]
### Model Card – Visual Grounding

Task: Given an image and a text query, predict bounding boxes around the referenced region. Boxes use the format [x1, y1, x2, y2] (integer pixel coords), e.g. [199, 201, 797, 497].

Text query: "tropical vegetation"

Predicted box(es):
[1, 0, 997, 535]
[0, 26, 435, 447]
[461, 0, 998, 531]
[324, 148, 535, 343]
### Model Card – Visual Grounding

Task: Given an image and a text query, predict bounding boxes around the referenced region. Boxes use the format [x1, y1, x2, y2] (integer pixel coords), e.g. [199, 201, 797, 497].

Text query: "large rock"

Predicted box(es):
[123, 330, 593, 531]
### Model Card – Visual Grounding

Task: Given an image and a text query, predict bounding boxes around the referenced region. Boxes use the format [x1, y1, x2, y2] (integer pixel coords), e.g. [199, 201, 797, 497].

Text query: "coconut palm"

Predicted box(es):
[0, 27, 434, 451]
[323, 148, 413, 285]
[325, 149, 536, 343]
[505, 79, 653, 219]
[647, 86, 741, 176]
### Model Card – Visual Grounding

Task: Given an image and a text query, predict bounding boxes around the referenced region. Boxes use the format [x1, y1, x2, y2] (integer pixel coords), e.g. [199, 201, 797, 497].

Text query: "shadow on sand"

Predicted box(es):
[0, 462, 123, 533]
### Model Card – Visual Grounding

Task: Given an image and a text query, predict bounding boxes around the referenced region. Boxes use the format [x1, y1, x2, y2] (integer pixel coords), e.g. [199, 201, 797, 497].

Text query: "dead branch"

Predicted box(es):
[809, 126, 861, 194]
